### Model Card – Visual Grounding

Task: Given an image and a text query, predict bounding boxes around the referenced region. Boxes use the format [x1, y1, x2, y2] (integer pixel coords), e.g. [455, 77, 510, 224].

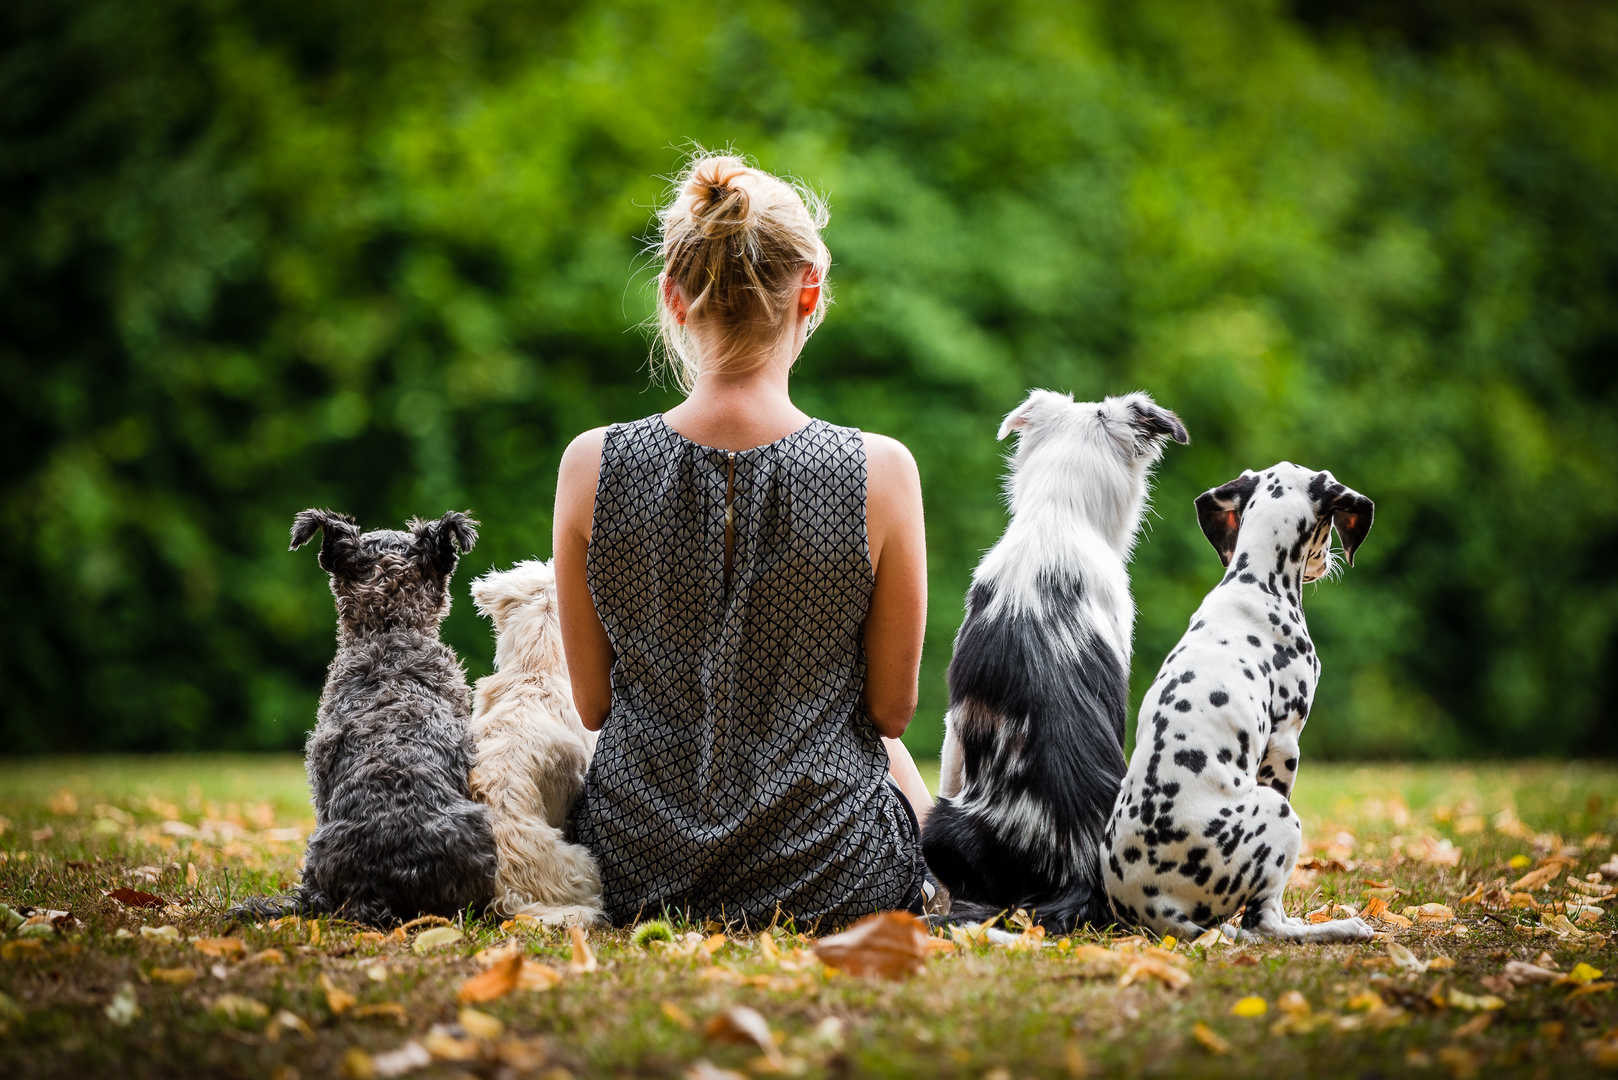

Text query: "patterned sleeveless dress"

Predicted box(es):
[575, 415, 925, 926]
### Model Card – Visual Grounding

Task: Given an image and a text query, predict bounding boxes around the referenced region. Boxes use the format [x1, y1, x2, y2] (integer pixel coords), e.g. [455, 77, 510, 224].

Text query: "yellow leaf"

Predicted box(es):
[185, 863, 198, 888]
[569, 926, 597, 974]
[411, 926, 463, 955]
[457, 1007, 503, 1040]
[1159, 936, 1177, 950]
[1447, 990, 1505, 1012]
[1191, 1022, 1231, 1054]
[1565, 962, 1604, 984]
[1063, 1040, 1089, 1077]
[758, 931, 780, 962]
[1230, 996, 1268, 1018]
[149, 966, 199, 984]
[193, 937, 246, 959]
[662, 1001, 696, 1029]
[1508, 854, 1531, 869]
[211, 994, 269, 1025]
[320, 973, 356, 1016]
[308, 920, 321, 946]
[338, 1047, 375, 1080]
[349, 1002, 409, 1025]
[1346, 990, 1384, 1012]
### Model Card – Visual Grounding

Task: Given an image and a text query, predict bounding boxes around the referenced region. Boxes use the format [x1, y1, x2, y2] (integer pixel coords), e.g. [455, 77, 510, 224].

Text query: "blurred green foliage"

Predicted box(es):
[3, 0, 1616, 758]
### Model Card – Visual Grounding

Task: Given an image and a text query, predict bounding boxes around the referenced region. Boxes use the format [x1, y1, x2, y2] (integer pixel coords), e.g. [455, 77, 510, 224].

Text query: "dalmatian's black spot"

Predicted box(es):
[1174, 700, 1192, 712]
[1235, 552, 1249, 571]
[1109, 854, 1123, 878]
[1192, 621, 1205, 631]
[1239, 573, 1257, 584]
[1247, 635, 1261, 647]
[1269, 613, 1280, 625]
[1174, 732, 1187, 741]
[1270, 780, 1289, 794]
[1279, 804, 1290, 818]
[1209, 690, 1229, 707]
[1123, 847, 1141, 863]
[1284, 757, 1297, 771]
[1275, 854, 1286, 867]
[1173, 749, 1207, 774]
[1244, 669, 1255, 680]
[1217, 747, 1232, 764]
[1142, 884, 1159, 897]
[1190, 902, 1213, 925]
[1145, 906, 1157, 919]
[1162, 782, 1181, 797]
[1155, 862, 1178, 875]
[1213, 876, 1231, 896]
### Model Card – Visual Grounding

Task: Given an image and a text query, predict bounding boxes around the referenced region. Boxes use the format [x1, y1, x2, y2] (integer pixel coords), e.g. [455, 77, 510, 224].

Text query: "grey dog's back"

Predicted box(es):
[231, 510, 497, 925]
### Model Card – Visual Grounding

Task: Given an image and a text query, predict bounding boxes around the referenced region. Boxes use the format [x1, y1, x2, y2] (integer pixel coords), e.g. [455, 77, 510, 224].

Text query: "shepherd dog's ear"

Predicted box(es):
[1310, 473, 1374, 567]
[1194, 473, 1259, 568]
[411, 511, 479, 576]
[290, 509, 360, 573]
[1125, 397, 1190, 447]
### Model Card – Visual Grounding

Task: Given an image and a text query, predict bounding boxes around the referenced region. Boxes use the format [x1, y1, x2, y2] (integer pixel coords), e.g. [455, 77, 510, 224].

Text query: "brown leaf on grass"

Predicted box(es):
[1120, 955, 1192, 991]
[1566, 981, 1615, 1000]
[457, 1007, 504, 1040]
[457, 954, 522, 1004]
[1512, 864, 1563, 891]
[704, 1005, 786, 1070]
[473, 942, 523, 968]
[1361, 896, 1389, 920]
[321, 973, 357, 1015]
[813, 911, 930, 980]
[1276, 991, 1311, 1018]
[1435, 1047, 1479, 1079]
[107, 888, 165, 909]
[569, 925, 597, 973]
[244, 948, 285, 967]
[1190, 1022, 1230, 1055]
[211, 994, 270, 1024]
[193, 937, 245, 959]
[354, 932, 388, 945]
[1502, 961, 1559, 986]
[422, 1028, 481, 1062]
[350, 1002, 410, 1025]
[339, 1046, 376, 1079]
[517, 960, 562, 991]
[1411, 903, 1455, 923]
[1567, 878, 1615, 899]
[265, 1009, 314, 1043]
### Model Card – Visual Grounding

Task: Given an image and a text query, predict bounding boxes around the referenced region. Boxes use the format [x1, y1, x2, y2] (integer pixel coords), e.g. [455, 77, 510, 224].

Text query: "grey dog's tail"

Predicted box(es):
[226, 883, 332, 923]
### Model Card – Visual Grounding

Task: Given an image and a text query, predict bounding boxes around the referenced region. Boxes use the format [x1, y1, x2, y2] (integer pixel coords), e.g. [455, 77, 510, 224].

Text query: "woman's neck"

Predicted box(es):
[662, 351, 811, 453]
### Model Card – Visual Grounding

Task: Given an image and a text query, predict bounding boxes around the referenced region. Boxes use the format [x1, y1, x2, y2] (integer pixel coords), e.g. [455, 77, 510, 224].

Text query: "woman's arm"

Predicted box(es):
[862, 433, 927, 740]
[553, 427, 614, 732]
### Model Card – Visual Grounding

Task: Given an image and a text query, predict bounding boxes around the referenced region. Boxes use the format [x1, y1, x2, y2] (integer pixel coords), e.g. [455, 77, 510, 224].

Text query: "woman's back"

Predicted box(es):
[576, 416, 921, 923]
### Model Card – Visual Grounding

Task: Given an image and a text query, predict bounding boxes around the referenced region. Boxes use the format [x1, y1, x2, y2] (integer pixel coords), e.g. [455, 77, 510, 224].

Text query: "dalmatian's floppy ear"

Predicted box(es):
[1125, 397, 1190, 447]
[290, 509, 360, 574]
[1194, 472, 1259, 568]
[1318, 476, 1374, 567]
[410, 511, 479, 576]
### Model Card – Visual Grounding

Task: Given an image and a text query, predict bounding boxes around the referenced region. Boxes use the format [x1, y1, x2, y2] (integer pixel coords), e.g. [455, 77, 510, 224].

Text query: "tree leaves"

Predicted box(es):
[813, 912, 932, 980]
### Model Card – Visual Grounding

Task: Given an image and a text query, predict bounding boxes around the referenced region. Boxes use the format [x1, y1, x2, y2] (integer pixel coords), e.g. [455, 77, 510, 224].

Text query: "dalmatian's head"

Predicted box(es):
[1194, 463, 1373, 584]
[291, 509, 478, 634]
[997, 390, 1189, 554]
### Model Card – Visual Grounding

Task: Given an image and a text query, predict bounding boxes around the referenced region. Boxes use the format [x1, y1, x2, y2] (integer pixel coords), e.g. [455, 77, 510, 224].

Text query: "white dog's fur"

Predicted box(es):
[1103, 463, 1375, 943]
[469, 559, 604, 925]
[922, 390, 1189, 930]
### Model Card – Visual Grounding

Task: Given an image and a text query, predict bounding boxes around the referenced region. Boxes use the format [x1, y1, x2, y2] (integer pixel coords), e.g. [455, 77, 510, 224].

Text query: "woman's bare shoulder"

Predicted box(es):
[555, 427, 611, 533]
[558, 427, 609, 482]
[861, 431, 921, 497]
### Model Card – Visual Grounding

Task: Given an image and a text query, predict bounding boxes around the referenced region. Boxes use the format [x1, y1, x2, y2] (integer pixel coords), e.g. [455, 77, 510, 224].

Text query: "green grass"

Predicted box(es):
[1, 758, 1616, 1079]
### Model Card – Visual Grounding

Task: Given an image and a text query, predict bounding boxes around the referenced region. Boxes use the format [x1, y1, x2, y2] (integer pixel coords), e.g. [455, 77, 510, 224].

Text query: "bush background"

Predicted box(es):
[4, 0, 1617, 758]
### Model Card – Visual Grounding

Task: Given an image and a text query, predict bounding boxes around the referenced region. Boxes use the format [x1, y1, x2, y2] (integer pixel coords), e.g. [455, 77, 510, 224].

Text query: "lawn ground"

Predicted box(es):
[1, 757, 1615, 1079]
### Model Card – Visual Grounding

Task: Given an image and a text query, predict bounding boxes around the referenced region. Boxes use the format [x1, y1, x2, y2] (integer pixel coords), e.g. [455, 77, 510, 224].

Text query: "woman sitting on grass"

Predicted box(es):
[552, 152, 936, 926]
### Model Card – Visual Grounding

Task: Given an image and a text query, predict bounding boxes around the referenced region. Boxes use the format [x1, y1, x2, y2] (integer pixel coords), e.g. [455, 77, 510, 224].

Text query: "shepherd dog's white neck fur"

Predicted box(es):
[973, 391, 1175, 664]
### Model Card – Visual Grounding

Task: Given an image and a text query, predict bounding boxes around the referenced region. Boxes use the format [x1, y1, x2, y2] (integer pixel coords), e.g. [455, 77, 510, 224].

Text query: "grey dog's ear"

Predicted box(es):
[411, 511, 479, 576]
[290, 509, 360, 573]
[1194, 473, 1259, 568]
[1308, 472, 1374, 567]
[1126, 397, 1190, 447]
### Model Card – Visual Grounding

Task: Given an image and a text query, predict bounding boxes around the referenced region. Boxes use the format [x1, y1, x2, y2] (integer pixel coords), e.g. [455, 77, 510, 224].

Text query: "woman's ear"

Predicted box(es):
[1194, 472, 1259, 567]
[798, 266, 822, 318]
[661, 275, 687, 326]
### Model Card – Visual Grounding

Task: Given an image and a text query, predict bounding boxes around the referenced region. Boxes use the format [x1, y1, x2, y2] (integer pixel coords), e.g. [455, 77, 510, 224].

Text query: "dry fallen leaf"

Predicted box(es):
[139, 925, 180, 942]
[339, 1046, 375, 1080]
[704, 1005, 786, 1071]
[518, 960, 563, 991]
[458, 954, 522, 1004]
[662, 1001, 696, 1029]
[212, 994, 270, 1025]
[193, 937, 246, 959]
[1452, 1013, 1494, 1038]
[1361, 896, 1390, 920]
[457, 1007, 504, 1040]
[1191, 1022, 1231, 1055]
[245, 948, 286, 967]
[1120, 954, 1192, 991]
[1276, 991, 1311, 1018]
[411, 926, 463, 955]
[108, 888, 165, 909]
[1387, 942, 1428, 973]
[422, 1027, 481, 1062]
[150, 966, 200, 984]
[1511, 864, 1563, 891]
[813, 911, 930, 980]
[474, 942, 523, 968]
[1447, 990, 1505, 1012]
[1412, 903, 1455, 923]
[350, 1002, 410, 1025]
[265, 1009, 314, 1043]
[569, 926, 597, 974]
[1562, 962, 1605, 985]
[321, 973, 357, 1015]
[1230, 996, 1268, 1018]
[685, 1061, 749, 1080]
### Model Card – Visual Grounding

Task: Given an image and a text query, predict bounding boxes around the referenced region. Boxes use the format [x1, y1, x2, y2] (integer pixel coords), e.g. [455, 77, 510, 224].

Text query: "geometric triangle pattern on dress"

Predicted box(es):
[574, 415, 924, 926]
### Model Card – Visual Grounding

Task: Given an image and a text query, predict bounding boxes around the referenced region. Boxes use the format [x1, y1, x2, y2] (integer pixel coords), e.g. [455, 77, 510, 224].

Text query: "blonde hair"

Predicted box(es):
[654, 153, 831, 391]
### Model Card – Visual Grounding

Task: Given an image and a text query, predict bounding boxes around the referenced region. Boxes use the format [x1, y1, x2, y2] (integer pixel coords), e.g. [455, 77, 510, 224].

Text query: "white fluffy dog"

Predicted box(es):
[469, 559, 604, 925]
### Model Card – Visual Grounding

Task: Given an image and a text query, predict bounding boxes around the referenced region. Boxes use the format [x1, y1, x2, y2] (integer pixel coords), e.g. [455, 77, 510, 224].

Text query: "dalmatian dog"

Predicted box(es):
[1103, 463, 1375, 942]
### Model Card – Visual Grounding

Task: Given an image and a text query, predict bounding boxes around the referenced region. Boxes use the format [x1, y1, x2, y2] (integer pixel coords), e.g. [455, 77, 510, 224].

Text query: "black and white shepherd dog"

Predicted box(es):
[922, 390, 1189, 931]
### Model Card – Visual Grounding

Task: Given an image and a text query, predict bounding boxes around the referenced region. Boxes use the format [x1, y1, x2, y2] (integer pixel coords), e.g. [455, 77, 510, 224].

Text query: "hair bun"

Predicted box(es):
[690, 166, 752, 237]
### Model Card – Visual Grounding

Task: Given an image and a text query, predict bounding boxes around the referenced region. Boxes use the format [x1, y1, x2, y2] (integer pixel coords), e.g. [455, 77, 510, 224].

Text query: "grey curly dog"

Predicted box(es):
[229, 509, 498, 925]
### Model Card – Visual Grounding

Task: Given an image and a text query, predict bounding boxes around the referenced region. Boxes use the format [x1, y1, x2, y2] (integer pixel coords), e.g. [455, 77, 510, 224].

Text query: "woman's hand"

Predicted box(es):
[861, 434, 927, 740]
[554, 427, 614, 731]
